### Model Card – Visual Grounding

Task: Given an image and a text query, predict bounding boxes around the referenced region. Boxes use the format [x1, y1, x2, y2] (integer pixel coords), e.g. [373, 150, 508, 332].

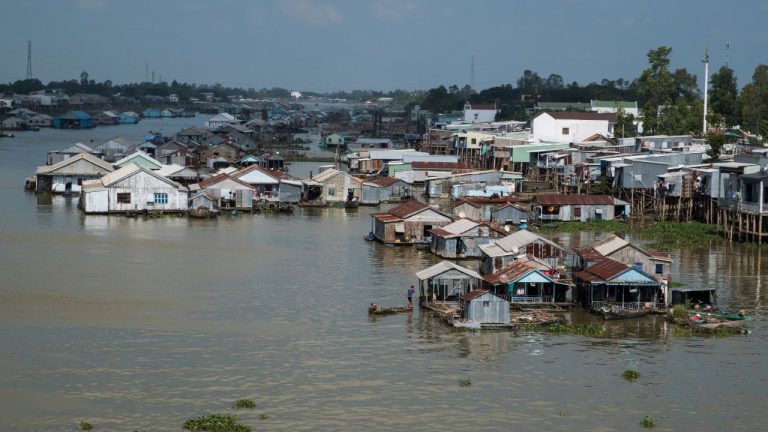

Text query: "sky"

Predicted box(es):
[1, 0, 767, 93]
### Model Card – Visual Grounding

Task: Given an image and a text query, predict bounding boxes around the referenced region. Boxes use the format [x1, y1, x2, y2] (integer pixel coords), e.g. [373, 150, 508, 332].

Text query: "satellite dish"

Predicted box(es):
[499, 274, 508, 283]
[458, 211, 466, 219]
[504, 225, 511, 232]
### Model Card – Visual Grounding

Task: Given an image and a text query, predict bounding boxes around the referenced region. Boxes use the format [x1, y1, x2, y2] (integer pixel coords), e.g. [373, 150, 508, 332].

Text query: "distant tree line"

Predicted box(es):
[417, 46, 768, 139]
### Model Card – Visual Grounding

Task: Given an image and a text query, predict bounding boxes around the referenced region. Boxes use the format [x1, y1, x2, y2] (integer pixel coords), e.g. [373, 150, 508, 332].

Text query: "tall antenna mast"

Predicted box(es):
[145, 61, 149, 82]
[725, 40, 730, 68]
[26, 40, 32, 79]
[470, 55, 475, 89]
[702, 47, 709, 134]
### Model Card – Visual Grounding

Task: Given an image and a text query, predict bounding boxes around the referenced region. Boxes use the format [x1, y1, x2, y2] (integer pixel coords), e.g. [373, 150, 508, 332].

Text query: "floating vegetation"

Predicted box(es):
[259, 414, 269, 421]
[79, 421, 94, 431]
[671, 325, 744, 337]
[623, 369, 640, 381]
[457, 378, 472, 387]
[233, 399, 255, 410]
[183, 414, 251, 432]
[671, 305, 689, 319]
[537, 221, 720, 250]
[543, 323, 606, 337]
[640, 415, 657, 428]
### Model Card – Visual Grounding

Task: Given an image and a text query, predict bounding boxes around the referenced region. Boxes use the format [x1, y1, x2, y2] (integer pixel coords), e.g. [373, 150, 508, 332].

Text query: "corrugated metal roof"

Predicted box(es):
[367, 177, 402, 187]
[484, 260, 539, 284]
[478, 242, 507, 258]
[371, 213, 401, 223]
[593, 235, 629, 256]
[463, 289, 490, 301]
[581, 258, 629, 281]
[534, 194, 614, 205]
[389, 199, 429, 218]
[439, 218, 480, 236]
[36, 152, 114, 175]
[415, 261, 482, 281]
[197, 173, 254, 189]
[412, 161, 472, 170]
[114, 150, 162, 168]
[494, 229, 563, 254]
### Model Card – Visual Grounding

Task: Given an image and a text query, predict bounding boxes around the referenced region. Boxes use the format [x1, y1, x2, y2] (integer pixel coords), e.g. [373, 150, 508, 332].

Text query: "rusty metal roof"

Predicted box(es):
[368, 177, 402, 187]
[388, 199, 430, 218]
[462, 289, 490, 301]
[579, 258, 629, 282]
[484, 260, 539, 284]
[534, 194, 614, 205]
[371, 213, 401, 223]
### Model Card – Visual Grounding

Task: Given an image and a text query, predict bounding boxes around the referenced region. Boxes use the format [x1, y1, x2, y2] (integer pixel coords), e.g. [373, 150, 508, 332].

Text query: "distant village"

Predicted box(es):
[15, 92, 758, 328]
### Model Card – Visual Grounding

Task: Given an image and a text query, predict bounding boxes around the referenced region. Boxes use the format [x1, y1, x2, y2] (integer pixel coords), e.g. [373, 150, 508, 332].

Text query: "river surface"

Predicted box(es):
[0, 119, 767, 431]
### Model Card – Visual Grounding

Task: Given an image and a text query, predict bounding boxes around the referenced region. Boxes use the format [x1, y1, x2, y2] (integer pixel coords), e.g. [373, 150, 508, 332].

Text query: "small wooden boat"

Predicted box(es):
[600, 305, 650, 320]
[368, 304, 412, 315]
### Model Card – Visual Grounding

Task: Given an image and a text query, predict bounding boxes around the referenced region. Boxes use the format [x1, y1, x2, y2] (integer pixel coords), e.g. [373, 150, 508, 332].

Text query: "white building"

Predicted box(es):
[532, 112, 616, 143]
[169, 93, 179, 103]
[463, 103, 497, 124]
[205, 113, 237, 129]
[81, 164, 189, 214]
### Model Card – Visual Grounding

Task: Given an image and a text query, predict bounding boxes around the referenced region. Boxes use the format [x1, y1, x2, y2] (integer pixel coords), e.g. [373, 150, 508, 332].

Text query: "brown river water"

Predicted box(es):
[0, 118, 767, 431]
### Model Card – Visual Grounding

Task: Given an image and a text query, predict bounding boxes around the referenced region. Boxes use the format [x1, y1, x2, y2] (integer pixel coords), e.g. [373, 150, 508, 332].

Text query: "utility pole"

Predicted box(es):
[470, 55, 475, 89]
[145, 61, 149, 82]
[725, 40, 730, 68]
[26, 40, 32, 79]
[702, 47, 709, 134]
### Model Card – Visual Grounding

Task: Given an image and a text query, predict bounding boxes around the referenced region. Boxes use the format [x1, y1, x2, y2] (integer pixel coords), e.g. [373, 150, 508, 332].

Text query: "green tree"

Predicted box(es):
[637, 46, 675, 134]
[739, 64, 768, 135]
[615, 108, 637, 137]
[709, 66, 738, 126]
[706, 131, 725, 161]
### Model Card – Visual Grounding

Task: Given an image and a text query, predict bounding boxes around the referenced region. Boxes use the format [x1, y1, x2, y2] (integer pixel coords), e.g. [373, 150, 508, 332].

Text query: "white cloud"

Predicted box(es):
[280, 0, 344, 26]
[369, 0, 417, 21]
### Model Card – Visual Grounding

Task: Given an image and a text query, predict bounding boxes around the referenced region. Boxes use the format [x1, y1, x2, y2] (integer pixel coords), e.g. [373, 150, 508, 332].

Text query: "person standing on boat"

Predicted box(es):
[407, 286, 415, 308]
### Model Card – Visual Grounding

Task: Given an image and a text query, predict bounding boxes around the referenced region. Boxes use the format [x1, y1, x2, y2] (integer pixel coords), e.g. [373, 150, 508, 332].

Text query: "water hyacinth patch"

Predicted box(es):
[623, 369, 640, 381]
[233, 399, 255, 410]
[183, 414, 251, 432]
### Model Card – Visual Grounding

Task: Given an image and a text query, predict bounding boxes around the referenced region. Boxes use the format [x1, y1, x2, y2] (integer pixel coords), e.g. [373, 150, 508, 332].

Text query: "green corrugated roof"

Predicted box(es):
[536, 102, 590, 110]
[591, 100, 637, 109]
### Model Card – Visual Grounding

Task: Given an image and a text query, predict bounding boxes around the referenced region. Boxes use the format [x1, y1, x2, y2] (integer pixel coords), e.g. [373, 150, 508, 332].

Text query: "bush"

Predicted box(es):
[183, 414, 251, 432]
[232, 399, 255, 410]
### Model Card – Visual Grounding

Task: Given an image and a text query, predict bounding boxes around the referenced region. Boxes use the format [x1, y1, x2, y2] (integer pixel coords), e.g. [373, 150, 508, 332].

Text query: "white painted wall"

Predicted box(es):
[532, 114, 612, 143]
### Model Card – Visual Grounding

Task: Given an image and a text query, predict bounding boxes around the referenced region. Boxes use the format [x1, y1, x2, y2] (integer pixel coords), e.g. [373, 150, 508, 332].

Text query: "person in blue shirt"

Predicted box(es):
[407, 285, 415, 308]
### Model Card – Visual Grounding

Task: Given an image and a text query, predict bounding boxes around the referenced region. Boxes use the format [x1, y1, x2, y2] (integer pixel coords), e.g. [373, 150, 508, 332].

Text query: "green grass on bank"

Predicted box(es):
[536, 220, 721, 250]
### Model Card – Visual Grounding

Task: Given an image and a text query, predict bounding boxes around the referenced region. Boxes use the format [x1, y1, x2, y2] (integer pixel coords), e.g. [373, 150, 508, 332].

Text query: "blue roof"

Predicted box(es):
[58, 110, 92, 120]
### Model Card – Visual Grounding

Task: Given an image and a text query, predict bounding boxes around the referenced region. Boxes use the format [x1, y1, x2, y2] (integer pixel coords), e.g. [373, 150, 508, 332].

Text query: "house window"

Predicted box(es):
[117, 193, 131, 204]
[471, 138, 477, 144]
[154, 193, 168, 204]
[655, 263, 664, 274]
[573, 207, 581, 218]
[562, 127, 570, 135]
[328, 187, 335, 196]
[483, 301, 490, 307]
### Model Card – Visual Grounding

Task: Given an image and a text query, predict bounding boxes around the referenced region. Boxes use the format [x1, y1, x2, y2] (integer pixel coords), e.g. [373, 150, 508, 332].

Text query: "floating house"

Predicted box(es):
[157, 164, 199, 186]
[574, 234, 672, 281]
[96, 111, 120, 125]
[452, 200, 482, 220]
[80, 164, 189, 214]
[533, 194, 630, 222]
[46, 142, 99, 165]
[113, 150, 162, 170]
[119, 111, 140, 124]
[190, 173, 255, 209]
[457, 290, 510, 326]
[176, 126, 210, 142]
[36, 152, 114, 193]
[233, 164, 283, 199]
[479, 229, 564, 274]
[53, 111, 94, 129]
[27, 114, 53, 128]
[371, 199, 452, 244]
[429, 219, 506, 258]
[572, 257, 662, 313]
[188, 191, 219, 214]
[278, 179, 303, 203]
[490, 202, 531, 226]
[361, 177, 412, 205]
[302, 168, 362, 205]
[483, 258, 572, 305]
[205, 112, 236, 129]
[142, 108, 162, 118]
[93, 138, 132, 162]
[415, 260, 483, 303]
